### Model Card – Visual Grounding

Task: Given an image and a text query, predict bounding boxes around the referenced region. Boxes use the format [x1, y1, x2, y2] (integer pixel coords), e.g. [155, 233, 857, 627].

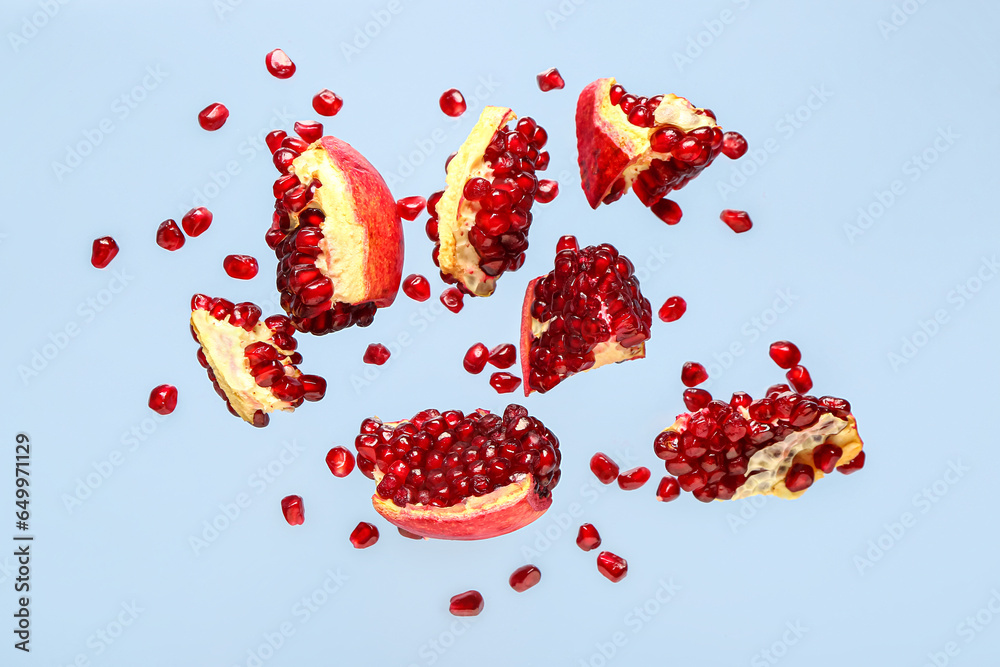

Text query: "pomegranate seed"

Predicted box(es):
[720, 209, 752, 233]
[609, 84, 625, 105]
[681, 362, 708, 387]
[198, 103, 229, 131]
[509, 565, 542, 592]
[784, 463, 814, 493]
[837, 451, 866, 474]
[464, 343, 489, 374]
[656, 476, 681, 502]
[488, 344, 516, 369]
[651, 198, 682, 225]
[148, 384, 178, 415]
[440, 287, 464, 313]
[617, 466, 651, 490]
[155, 220, 185, 251]
[534, 179, 559, 203]
[658, 296, 687, 322]
[293, 120, 323, 143]
[813, 443, 843, 474]
[182, 207, 213, 237]
[300, 375, 327, 401]
[264, 48, 295, 79]
[721, 131, 748, 159]
[786, 365, 813, 393]
[280, 495, 304, 525]
[683, 388, 712, 411]
[489, 372, 521, 394]
[439, 89, 466, 117]
[650, 127, 683, 153]
[536, 67, 565, 92]
[463, 177, 491, 201]
[363, 343, 391, 366]
[556, 235, 578, 252]
[91, 236, 119, 268]
[596, 551, 628, 583]
[589, 452, 620, 484]
[576, 523, 601, 551]
[769, 341, 802, 369]
[325, 447, 355, 477]
[349, 521, 379, 548]
[402, 274, 431, 302]
[265, 130, 287, 154]
[396, 196, 426, 221]
[449, 590, 484, 617]
[223, 255, 259, 280]
[312, 89, 344, 116]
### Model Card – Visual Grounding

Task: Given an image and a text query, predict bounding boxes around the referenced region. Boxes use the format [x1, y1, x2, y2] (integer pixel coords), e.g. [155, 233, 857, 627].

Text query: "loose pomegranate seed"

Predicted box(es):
[656, 476, 681, 501]
[721, 131, 748, 159]
[325, 447, 355, 477]
[589, 452, 620, 484]
[509, 565, 542, 592]
[449, 590, 484, 617]
[91, 236, 119, 269]
[349, 521, 379, 548]
[280, 495, 304, 525]
[265, 48, 295, 79]
[293, 120, 323, 143]
[439, 89, 467, 117]
[681, 361, 708, 387]
[769, 341, 802, 369]
[786, 365, 813, 393]
[536, 67, 565, 92]
[440, 287, 464, 313]
[488, 344, 516, 369]
[181, 207, 213, 237]
[617, 466, 651, 490]
[813, 443, 843, 474]
[402, 274, 431, 302]
[463, 343, 489, 374]
[223, 255, 259, 280]
[363, 343, 391, 366]
[198, 103, 229, 131]
[534, 179, 559, 203]
[651, 198, 682, 225]
[396, 196, 426, 221]
[576, 524, 601, 551]
[148, 384, 178, 415]
[312, 89, 344, 116]
[265, 130, 287, 154]
[596, 551, 628, 583]
[489, 372, 521, 394]
[720, 209, 752, 233]
[784, 463, 814, 493]
[155, 220, 185, 251]
[683, 388, 712, 412]
[658, 296, 687, 322]
[837, 451, 866, 474]
[556, 235, 578, 252]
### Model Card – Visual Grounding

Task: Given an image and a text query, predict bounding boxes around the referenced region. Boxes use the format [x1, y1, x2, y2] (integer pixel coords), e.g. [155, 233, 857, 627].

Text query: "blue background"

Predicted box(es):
[3, 0, 999, 665]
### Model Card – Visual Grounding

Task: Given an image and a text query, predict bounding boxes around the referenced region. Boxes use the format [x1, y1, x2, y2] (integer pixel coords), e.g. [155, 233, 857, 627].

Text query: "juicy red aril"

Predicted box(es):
[576, 523, 601, 551]
[721, 131, 748, 159]
[148, 384, 178, 415]
[785, 463, 814, 493]
[300, 375, 326, 401]
[198, 103, 229, 131]
[488, 344, 516, 369]
[439, 89, 466, 117]
[156, 220, 185, 251]
[490, 372, 521, 394]
[223, 255, 258, 280]
[463, 343, 489, 374]
[650, 127, 683, 153]
[769, 340, 801, 369]
[536, 67, 565, 92]
[326, 447, 356, 477]
[590, 453, 620, 484]
[534, 179, 559, 203]
[838, 451, 865, 474]
[720, 209, 752, 233]
[396, 196, 426, 221]
[265, 130, 287, 153]
[658, 296, 687, 322]
[683, 388, 712, 411]
[596, 551, 628, 583]
[363, 343, 391, 365]
[556, 235, 578, 252]
[265, 48, 295, 78]
[449, 590, 483, 617]
[281, 495, 304, 525]
[402, 274, 431, 302]
[813, 443, 843, 474]
[463, 177, 491, 200]
[617, 466, 651, 490]
[91, 236, 119, 268]
[681, 362, 708, 387]
[349, 522, 379, 548]
[293, 120, 323, 143]
[313, 89, 344, 116]
[786, 365, 813, 393]
[182, 207, 213, 237]
[509, 565, 541, 592]
[651, 198, 682, 225]
[440, 287, 464, 313]
[656, 476, 681, 502]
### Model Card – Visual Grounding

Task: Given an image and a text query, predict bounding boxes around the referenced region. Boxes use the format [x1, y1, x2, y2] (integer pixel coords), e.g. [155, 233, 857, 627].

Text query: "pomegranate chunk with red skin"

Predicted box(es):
[91, 236, 119, 268]
[156, 220, 185, 251]
[838, 451, 866, 474]
[439, 89, 467, 117]
[349, 521, 379, 548]
[198, 103, 229, 131]
[590, 453, 620, 484]
[576, 523, 601, 551]
[396, 196, 426, 221]
[463, 343, 489, 374]
[656, 476, 681, 502]
[490, 372, 521, 394]
[281, 495, 304, 525]
[596, 551, 628, 583]
[449, 590, 483, 617]
[786, 365, 813, 393]
[402, 274, 431, 302]
[658, 296, 687, 322]
[312, 89, 344, 116]
[265, 48, 295, 79]
[440, 287, 464, 313]
[363, 343, 391, 365]
[509, 565, 541, 592]
[536, 67, 565, 92]
[617, 466, 651, 490]
[223, 255, 259, 280]
[720, 209, 753, 233]
[721, 131, 748, 159]
[181, 207, 213, 237]
[681, 361, 708, 387]
[148, 384, 177, 415]
[326, 447, 355, 477]
[488, 344, 516, 369]
[769, 341, 802, 369]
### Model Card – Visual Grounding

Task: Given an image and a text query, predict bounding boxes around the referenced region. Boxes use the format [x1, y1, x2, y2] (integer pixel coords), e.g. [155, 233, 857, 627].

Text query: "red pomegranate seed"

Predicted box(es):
[534, 179, 559, 203]
[651, 198, 682, 225]
[589, 452, 620, 484]
[293, 120, 323, 143]
[198, 103, 229, 131]
[536, 67, 565, 92]
[489, 372, 521, 394]
[265, 48, 295, 79]
[656, 476, 681, 502]
[223, 255, 258, 280]
[596, 551, 628, 583]
[91, 236, 119, 268]
[396, 196, 426, 221]
[617, 466, 651, 490]
[363, 343, 391, 366]
[349, 521, 379, 548]
[488, 344, 516, 369]
[265, 130, 287, 154]
[556, 235, 578, 252]
[658, 296, 687, 322]
[463, 343, 489, 374]
[440, 287, 464, 313]
[576, 523, 601, 551]
[312, 89, 344, 116]
[402, 274, 431, 302]
[509, 564, 542, 592]
[683, 388, 713, 412]
[280, 495, 304, 525]
[449, 590, 484, 617]
[439, 89, 467, 117]
[769, 341, 802, 369]
[681, 361, 708, 387]
[181, 207, 213, 237]
[784, 463, 814, 493]
[155, 219, 185, 251]
[721, 131, 748, 159]
[786, 365, 813, 393]
[148, 384, 178, 415]
[813, 443, 843, 474]
[720, 209, 752, 233]
[325, 447, 355, 477]
[837, 451, 866, 474]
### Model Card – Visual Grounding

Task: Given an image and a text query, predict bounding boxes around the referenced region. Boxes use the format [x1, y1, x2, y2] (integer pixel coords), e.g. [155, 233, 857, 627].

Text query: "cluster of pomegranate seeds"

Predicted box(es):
[488, 344, 516, 369]
[281, 495, 304, 525]
[349, 522, 379, 548]
[681, 362, 708, 387]
[401, 274, 431, 302]
[589, 453, 620, 484]
[720, 209, 753, 233]
[363, 343, 391, 366]
[312, 89, 344, 116]
[223, 254, 259, 280]
[658, 296, 687, 323]
[325, 447, 355, 477]
[148, 384, 178, 415]
[489, 372, 521, 394]
[182, 207, 213, 236]
[656, 476, 680, 502]
[396, 196, 426, 221]
[721, 131, 748, 159]
[449, 590, 483, 617]
[509, 565, 541, 592]
[536, 67, 565, 92]
[156, 220, 185, 251]
[463, 343, 489, 373]
[197, 103, 229, 131]
[596, 551, 628, 583]
[576, 523, 601, 551]
[354, 405, 561, 509]
[265, 48, 295, 79]
[91, 236, 119, 268]
[439, 89, 467, 117]
[617, 466, 650, 490]
[440, 287, 464, 313]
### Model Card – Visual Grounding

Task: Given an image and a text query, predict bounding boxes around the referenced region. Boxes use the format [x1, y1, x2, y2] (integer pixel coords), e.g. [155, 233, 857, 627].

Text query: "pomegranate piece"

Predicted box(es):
[536, 67, 565, 92]
[786, 365, 813, 393]
[449, 590, 483, 617]
[281, 495, 304, 525]
[398, 527, 424, 540]
[463, 343, 489, 374]
[521, 243, 652, 394]
[223, 254, 259, 280]
[721, 131, 748, 159]
[658, 296, 687, 322]
[198, 103, 229, 131]
[576, 523, 601, 551]
[265, 48, 295, 79]
[681, 362, 708, 387]
[720, 209, 753, 233]
[596, 551, 628, 583]
[349, 521, 379, 548]
[402, 274, 431, 302]
[769, 341, 801, 369]
[312, 89, 344, 116]
[440, 287, 464, 313]
[656, 476, 681, 502]
[589, 453, 620, 485]
[148, 384, 178, 415]
[488, 344, 516, 369]
[837, 450, 866, 474]
[181, 207, 213, 237]
[266, 135, 403, 334]
[396, 196, 426, 221]
[325, 447, 355, 477]
[354, 405, 560, 540]
[91, 236, 119, 268]
[509, 564, 541, 592]
[156, 220, 185, 251]
[439, 89, 467, 117]
[430, 107, 551, 297]
[363, 343, 391, 366]
[617, 466, 651, 490]
[190, 295, 325, 426]
[489, 372, 521, 394]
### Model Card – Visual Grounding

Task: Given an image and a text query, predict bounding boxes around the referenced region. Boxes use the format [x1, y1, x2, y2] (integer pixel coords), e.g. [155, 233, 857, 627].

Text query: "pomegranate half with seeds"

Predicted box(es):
[267, 132, 403, 334]
[429, 106, 551, 297]
[190, 294, 326, 427]
[353, 404, 560, 540]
